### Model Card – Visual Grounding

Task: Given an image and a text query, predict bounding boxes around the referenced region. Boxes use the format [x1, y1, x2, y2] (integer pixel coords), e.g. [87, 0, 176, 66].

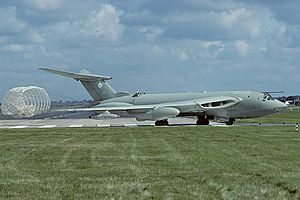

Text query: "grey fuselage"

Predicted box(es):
[38, 67, 287, 121]
[97, 91, 287, 119]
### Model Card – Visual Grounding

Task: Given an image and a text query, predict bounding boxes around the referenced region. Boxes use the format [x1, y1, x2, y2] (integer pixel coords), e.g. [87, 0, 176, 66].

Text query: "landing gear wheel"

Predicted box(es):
[225, 118, 235, 125]
[196, 117, 209, 125]
[155, 119, 169, 126]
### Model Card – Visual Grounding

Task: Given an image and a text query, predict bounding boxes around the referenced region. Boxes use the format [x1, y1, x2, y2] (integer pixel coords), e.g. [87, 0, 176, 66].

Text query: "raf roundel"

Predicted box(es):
[98, 83, 103, 88]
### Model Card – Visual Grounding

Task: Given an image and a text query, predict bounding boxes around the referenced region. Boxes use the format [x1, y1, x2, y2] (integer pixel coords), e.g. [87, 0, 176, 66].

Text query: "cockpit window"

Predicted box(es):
[262, 93, 274, 101]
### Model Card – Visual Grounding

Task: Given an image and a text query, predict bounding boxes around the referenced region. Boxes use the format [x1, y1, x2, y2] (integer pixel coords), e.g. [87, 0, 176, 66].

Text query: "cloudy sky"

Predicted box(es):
[0, 0, 299, 101]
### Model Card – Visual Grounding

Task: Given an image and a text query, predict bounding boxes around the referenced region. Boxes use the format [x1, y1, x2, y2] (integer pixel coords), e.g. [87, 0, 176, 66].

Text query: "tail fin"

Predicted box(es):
[39, 67, 116, 101]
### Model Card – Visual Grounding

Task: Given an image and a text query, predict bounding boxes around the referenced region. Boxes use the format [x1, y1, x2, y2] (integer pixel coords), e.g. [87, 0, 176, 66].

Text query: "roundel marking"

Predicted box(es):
[98, 83, 103, 88]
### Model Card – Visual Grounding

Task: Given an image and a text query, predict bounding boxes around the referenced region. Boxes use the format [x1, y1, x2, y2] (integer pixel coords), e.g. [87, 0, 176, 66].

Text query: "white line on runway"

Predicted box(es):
[124, 124, 138, 127]
[40, 125, 57, 128]
[9, 126, 29, 129]
[69, 124, 84, 128]
[96, 124, 110, 128]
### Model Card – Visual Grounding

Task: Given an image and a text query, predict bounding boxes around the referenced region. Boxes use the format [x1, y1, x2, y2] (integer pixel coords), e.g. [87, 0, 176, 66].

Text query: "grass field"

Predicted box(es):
[0, 125, 300, 199]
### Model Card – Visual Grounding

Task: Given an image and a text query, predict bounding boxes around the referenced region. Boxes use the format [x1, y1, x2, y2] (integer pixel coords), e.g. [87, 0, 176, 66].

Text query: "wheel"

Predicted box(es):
[155, 119, 169, 126]
[163, 119, 169, 126]
[196, 117, 209, 125]
[225, 118, 235, 125]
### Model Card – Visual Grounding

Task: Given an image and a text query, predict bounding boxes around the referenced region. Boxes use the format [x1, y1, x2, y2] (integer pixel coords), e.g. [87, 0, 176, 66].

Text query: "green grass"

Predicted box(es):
[0, 126, 300, 199]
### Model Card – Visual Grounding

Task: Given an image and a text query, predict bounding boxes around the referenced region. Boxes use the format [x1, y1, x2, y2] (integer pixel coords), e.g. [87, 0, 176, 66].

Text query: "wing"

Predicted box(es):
[57, 96, 241, 113]
[51, 96, 242, 121]
[61, 104, 154, 112]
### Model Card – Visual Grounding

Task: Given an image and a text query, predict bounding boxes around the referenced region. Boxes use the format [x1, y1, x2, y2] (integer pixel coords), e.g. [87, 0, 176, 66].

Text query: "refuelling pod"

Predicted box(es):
[133, 107, 180, 121]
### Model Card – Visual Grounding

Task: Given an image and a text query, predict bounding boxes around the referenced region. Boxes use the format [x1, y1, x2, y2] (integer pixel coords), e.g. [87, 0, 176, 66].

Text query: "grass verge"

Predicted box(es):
[0, 126, 300, 199]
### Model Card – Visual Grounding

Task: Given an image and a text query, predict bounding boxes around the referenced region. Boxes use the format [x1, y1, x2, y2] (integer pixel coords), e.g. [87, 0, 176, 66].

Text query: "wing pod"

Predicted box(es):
[132, 107, 180, 121]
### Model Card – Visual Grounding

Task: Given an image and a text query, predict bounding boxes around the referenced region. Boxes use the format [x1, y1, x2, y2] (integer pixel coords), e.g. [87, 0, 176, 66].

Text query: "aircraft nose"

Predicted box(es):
[272, 100, 288, 112]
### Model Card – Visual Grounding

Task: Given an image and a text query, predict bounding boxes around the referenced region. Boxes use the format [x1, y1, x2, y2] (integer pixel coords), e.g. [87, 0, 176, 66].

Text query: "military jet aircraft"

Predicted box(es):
[39, 67, 287, 126]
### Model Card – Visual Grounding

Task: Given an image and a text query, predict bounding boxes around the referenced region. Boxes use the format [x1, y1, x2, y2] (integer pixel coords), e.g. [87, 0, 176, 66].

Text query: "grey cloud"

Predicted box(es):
[24, 0, 63, 11]
[163, 7, 282, 41]
[0, 0, 299, 100]
[27, 3, 125, 50]
[0, 7, 26, 35]
[241, 0, 300, 25]
[140, 0, 238, 15]
[122, 3, 286, 45]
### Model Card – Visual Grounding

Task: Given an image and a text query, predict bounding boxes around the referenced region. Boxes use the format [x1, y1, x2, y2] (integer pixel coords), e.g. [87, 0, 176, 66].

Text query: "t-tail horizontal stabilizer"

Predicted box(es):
[39, 67, 112, 81]
[39, 67, 116, 101]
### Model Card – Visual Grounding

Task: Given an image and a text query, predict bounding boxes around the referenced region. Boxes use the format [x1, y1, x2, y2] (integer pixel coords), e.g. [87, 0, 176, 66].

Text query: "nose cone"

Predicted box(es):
[272, 100, 288, 112]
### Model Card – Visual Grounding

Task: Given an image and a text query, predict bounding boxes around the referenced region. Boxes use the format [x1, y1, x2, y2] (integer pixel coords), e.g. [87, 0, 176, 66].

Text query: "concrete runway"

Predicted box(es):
[0, 117, 296, 129]
[0, 117, 229, 128]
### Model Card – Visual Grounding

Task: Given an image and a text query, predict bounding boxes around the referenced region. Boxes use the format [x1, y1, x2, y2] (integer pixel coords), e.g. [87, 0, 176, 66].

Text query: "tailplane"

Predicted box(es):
[39, 67, 117, 101]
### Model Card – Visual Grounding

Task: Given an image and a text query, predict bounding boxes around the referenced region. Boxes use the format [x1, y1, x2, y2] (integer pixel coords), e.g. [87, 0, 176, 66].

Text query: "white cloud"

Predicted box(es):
[27, 30, 44, 44]
[200, 41, 225, 58]
[221, 8, 261, 38]
[36, 3, 124, 48]
[150, 45, 165, 57]
[83, 4, 124, 42]
[234, 40, 249, 56]
[171, 48, 190, 61]
[25, 0, 63, 11]
[0, 7, 26, 34]
[179, 51, 190, 61]
[221, 8, 246, 28]
[3, 44, 25, 52]
[160, 6, 279, 41]
[138, 26, 164, 42]
[203, 41, 225, 52]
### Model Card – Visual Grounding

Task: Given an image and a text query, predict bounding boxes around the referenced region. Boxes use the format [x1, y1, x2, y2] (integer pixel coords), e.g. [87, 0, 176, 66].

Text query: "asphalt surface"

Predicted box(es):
[0, 117, 297, 129]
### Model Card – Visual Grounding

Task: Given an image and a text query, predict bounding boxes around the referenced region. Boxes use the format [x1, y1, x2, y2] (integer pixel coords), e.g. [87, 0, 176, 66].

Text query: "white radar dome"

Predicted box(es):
[1, 86, 51, 118]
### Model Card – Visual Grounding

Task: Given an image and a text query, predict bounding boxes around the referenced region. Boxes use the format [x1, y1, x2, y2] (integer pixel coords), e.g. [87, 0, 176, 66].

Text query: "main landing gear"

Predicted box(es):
[196, 116, 210, 125]
[155, 119, 169, 126]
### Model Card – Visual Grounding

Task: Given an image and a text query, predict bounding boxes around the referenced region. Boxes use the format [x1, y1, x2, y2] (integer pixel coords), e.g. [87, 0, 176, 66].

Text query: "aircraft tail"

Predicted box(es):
[39, 67, 116, 101]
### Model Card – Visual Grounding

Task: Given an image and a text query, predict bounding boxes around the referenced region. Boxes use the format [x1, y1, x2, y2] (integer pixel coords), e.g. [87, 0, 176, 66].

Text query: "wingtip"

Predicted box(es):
[38, 66, 49, 71]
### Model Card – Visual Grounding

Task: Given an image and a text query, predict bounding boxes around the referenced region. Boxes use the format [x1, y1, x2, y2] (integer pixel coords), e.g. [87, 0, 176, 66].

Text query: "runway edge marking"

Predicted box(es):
[96, 124, 110, 128]
[124, 124, 138, 127]
[40, 125, 57, 128]
[69, 124, 84, 128]
[9, 125, 29, 129]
